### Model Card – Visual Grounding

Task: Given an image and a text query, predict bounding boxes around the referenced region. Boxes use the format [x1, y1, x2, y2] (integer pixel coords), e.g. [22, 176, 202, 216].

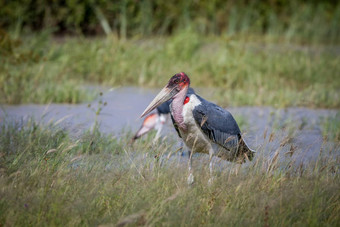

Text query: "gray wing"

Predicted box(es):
[192, 96, 242, 151]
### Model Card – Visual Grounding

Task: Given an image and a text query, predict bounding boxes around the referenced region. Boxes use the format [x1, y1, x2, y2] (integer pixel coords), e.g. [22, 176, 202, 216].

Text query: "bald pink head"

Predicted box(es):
[166, 72, 190, 90]
[140, 72, 190, 118]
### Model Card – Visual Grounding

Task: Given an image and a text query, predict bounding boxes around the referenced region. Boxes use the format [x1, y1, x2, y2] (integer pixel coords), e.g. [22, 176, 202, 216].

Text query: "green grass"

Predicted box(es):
[0, 120, 339, 226]
[0, 31, 94, 104]
[320, 112, 340, 142]
[1, 31, 339, 108]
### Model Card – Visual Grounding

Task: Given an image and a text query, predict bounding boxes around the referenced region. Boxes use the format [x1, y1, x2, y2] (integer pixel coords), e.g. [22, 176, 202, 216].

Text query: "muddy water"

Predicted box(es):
[1, 87, 339, 164]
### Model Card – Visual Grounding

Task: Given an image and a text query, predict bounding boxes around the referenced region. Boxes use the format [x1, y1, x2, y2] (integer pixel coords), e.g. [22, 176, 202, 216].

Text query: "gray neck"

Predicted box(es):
[171, 86, 188, 130]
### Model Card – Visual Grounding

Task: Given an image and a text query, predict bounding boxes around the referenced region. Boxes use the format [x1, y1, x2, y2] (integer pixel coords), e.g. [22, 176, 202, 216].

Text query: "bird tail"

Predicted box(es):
[239, 138, 255, 162]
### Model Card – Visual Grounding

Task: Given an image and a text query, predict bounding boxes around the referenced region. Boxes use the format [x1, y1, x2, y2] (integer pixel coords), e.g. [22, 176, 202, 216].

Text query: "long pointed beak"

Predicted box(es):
[141, 86, 177, 118]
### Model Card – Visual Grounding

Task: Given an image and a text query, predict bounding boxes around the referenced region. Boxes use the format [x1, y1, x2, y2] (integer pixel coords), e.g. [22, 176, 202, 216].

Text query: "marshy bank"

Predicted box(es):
[1, 32, 339, 226]
[1, 46, 339, 226]
[0, 103, 339, 226]
[1, 1, 340, 224]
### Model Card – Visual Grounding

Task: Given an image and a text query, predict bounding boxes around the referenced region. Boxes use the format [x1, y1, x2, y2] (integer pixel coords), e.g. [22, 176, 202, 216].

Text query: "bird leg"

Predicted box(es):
[208, 150, 215, 186]
[187, 149, 194, 185]
[153, 122, 163, 144]
[187, 134, 198, 185]
[178, 141, 191, 157]
[187, 149, 191, 158]
[153, 116, 164, 144]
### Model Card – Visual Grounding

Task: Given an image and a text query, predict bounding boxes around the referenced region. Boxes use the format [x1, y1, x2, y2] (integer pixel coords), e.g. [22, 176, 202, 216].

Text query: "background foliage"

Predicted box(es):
[1, 0, 340, 43]
[1, 32, 339, 107]
[0, 0, 339, 105]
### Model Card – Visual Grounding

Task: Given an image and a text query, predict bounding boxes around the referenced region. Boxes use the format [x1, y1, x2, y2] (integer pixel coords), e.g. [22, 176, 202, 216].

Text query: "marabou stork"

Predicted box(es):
[141, 72, 254, 184]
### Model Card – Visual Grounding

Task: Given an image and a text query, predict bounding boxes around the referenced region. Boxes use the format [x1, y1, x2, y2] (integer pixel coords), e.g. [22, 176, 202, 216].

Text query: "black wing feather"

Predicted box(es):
[193, 95, 242, 151]
[156, 100, 172, 114]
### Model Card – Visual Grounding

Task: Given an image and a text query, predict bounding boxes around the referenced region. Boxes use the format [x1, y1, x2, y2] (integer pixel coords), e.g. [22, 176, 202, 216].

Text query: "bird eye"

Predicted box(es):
[174, 78, 179, 84]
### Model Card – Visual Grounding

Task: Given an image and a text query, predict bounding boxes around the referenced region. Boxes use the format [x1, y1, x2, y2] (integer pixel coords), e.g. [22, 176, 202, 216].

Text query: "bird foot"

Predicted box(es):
[187, 173, 194, 185]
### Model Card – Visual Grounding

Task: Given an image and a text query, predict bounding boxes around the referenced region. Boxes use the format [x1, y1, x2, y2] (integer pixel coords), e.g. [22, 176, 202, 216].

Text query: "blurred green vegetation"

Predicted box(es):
[321, 112, 340, 142]
[0, 0, 339, 44]
[1, 0, 340, 106]
[0, 30, 93, 104]
[0, 120, 339, 226]
[1, 31, 339, 107]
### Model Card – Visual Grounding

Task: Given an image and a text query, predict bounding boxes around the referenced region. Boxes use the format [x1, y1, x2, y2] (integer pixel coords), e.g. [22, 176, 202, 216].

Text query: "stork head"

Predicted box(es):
[141, 72, 190, 118]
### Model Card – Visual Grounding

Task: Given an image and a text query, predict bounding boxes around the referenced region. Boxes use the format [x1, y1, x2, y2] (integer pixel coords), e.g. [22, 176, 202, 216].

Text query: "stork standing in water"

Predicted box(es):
[141, 72, 254, 184]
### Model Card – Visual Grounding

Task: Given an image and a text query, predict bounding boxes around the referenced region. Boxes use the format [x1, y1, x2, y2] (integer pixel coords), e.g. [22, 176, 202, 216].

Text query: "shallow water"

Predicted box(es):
[1, 87, 159, 136]
[1, 86, 339, 165]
